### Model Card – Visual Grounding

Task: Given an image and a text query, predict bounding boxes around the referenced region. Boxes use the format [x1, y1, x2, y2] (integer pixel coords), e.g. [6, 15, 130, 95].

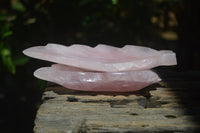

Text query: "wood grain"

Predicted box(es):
[34, 73, 200, 133]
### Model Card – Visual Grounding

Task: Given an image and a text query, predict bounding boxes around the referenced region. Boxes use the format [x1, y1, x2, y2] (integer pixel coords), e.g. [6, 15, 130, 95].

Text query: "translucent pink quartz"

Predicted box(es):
[23, 44, 177, 92]
[34, 64, 161, 92]
[23, 43, 177, 72]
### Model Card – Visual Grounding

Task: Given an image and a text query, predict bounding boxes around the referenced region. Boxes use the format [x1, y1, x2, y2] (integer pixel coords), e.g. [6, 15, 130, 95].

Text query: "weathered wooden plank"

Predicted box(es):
[34, 79, 200, 133]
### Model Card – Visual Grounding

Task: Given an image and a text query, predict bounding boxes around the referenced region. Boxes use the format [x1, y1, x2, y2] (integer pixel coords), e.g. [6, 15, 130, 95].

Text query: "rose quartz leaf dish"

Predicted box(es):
[23, 43, 177, 72]
[23, 44, 177, 92]
[34, 64, 161, 92]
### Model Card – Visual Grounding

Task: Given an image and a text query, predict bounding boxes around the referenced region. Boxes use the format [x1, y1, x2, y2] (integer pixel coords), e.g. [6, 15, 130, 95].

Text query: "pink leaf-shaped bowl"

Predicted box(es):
[34, 64, 161, 92]
[23, 44, 177, 72]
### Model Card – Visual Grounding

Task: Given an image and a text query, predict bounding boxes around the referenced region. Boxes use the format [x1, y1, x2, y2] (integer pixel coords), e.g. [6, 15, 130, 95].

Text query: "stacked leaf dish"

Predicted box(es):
[23, 44, 177, 92]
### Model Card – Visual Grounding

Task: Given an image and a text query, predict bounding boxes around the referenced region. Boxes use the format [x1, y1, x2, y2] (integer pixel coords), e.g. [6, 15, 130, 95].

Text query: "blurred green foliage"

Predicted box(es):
[0, 0, 30, 74]
[11, 0, 26, 12]
[0, 13, 16, 74]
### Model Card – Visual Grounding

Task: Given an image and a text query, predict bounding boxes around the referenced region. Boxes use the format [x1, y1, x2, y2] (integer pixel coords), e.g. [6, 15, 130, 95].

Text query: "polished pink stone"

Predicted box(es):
[34, 64, 161, 92]
[23, 43, 177, 72]
[23, 44, 177, 92]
